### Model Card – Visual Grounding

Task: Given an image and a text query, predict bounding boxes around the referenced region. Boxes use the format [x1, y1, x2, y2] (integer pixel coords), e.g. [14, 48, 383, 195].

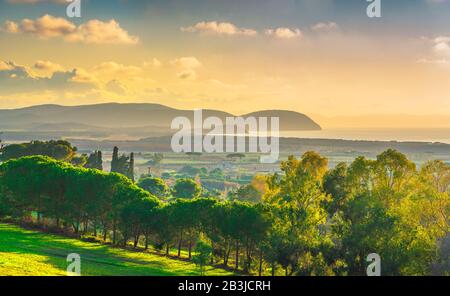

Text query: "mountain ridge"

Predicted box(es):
[0, 102, 321, 134]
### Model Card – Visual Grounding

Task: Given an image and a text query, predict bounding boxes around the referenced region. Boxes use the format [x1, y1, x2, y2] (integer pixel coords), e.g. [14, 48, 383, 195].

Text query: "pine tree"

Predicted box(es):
[85, 150, 103, 170]
[111, 146, 119, 173]
[128, 152, 135, 182]
[97, 151, 103, 171]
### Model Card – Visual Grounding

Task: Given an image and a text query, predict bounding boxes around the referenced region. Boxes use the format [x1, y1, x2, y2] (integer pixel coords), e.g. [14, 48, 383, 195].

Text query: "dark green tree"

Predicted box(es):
[172, 178, 202, 199]
[137, 177, 168, 199]
[192, 239, 213, 275]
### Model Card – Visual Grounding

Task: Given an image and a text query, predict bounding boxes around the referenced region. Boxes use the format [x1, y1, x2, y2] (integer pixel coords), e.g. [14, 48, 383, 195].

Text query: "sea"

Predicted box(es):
[281, 128, 450, 144]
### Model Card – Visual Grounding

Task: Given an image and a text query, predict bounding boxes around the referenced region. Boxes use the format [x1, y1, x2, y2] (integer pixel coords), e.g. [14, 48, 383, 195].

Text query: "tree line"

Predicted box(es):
[0, 148, 448, 275]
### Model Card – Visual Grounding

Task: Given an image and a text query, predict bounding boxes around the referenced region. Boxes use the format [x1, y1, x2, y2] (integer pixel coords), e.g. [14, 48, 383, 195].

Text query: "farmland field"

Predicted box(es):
[0, 223, 233, 276]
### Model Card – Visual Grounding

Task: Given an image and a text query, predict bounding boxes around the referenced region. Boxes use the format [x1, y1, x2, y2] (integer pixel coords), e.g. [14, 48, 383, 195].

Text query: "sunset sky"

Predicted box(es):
[0, 0, 450, 121]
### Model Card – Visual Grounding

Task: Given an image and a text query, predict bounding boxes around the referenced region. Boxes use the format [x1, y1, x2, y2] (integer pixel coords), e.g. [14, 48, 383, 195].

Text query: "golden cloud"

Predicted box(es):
[2, 15, 139, 45]
[265, 27, 302, 39]
[181, 21, 257, 36]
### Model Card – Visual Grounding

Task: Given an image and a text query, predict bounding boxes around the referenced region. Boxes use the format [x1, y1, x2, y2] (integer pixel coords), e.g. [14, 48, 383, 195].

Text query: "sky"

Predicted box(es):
[0, 0, 450, 122]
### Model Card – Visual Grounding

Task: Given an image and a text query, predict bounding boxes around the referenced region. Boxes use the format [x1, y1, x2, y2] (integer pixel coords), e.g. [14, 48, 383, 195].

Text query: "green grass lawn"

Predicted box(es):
[0, 223, 233, 276]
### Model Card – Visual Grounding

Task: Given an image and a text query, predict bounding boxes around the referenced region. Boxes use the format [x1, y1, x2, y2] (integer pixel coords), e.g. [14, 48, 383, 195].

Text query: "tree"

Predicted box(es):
[140, 197, 163, 250]
[128, 152, 135, 182]
[373, 149, 416, 202]
[420, 160, 449, 193]
[118, 190, 159, 248]
[299, 151, 328, 181]
[331, 150, 448, 276]
[337, 193, 405, 275]
[263, 153, 329, 275]
[172, 178, 202, 199]
[137, 177, 168, 199]
[169, 199, 200, 257]
[153, 204, 176, 255]
[179, 166, 201, 177]
[0, 140, 77, 162]
[0, 147, 447, 276]
[323, 162, 350, 215]
[229, 184, 261, 203]
[192, 240, 212, 275]
[110, 147, 133, 179]
[110, 147, 119, 173]
[85, 151, 103, 170]
[71, 154, 87, 167]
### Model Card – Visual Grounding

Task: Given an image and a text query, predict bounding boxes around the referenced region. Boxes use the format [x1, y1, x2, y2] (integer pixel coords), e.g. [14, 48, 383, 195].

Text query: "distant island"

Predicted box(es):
[0, 103, 321, 142]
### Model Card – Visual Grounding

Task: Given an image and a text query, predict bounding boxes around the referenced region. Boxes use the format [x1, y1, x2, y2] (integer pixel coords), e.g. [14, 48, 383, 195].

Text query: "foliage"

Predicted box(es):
[0, 140, 77, 162]
[0, 147, 448, 276]
[137, 177, 169, 199]
[172, 178, 202, 199]
[192, 239, 213, 275]
[85, 150, 103, 170]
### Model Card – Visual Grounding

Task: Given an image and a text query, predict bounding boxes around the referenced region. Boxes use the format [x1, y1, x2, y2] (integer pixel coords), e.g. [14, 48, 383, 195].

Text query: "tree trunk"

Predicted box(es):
[145, 234, 149, 250]
[166, 243, 170, 255]
[271, 261, 275, 276]
[210, 240, 214, 264]
[245, 239, 252, 272]
[258, 249, 263, 276]
[235, 240, 239, 271]
[224, 241, 231, 266]
[134, 235, 139, 248]
[177, 231, 183, 257]
[37, 197, 41, 224]
[112, 223, 117, 245]
[103, 227, 107, 242]
[93, 221, 97, 237]
[188, 240, 192, 260]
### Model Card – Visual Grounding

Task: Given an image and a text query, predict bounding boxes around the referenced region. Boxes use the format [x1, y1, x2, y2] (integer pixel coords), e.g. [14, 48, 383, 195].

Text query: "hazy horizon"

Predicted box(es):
[1, 101, 449, 129]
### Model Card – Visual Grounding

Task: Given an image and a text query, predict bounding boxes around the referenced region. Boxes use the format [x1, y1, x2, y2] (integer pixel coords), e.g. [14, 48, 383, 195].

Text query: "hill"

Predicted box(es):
[0, 103, 321, 140]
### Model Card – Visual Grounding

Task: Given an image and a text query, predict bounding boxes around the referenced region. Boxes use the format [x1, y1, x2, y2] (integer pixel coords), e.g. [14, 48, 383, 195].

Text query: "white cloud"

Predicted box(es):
[93, 62, 143, 77]
[171, 57, 201, 80]
[1, 15, 139, 45]
[181, 21, 257, 36]
[265, 27, 302, 39]
[171, 57, 202, 69]
[311, 22, 339, 33]
[2, 20, 20, 33]
[417, 36, 450, 67]
[433, 36, 450, 57]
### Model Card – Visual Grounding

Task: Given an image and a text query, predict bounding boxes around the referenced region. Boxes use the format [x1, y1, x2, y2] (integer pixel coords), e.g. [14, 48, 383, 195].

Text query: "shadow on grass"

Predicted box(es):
[0, 223, 204, 276]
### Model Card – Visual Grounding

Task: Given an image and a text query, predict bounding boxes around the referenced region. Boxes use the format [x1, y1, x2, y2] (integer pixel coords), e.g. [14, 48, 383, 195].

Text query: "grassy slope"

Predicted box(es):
[0, 223, 233, 276]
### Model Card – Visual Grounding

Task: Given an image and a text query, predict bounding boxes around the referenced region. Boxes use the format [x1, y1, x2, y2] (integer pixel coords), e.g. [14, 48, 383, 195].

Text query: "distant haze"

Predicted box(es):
[311, 114, 450, 129]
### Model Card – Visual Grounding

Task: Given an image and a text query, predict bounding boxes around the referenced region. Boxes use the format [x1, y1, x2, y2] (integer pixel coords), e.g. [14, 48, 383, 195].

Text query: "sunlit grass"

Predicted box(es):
[0, 223, 233, 276]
